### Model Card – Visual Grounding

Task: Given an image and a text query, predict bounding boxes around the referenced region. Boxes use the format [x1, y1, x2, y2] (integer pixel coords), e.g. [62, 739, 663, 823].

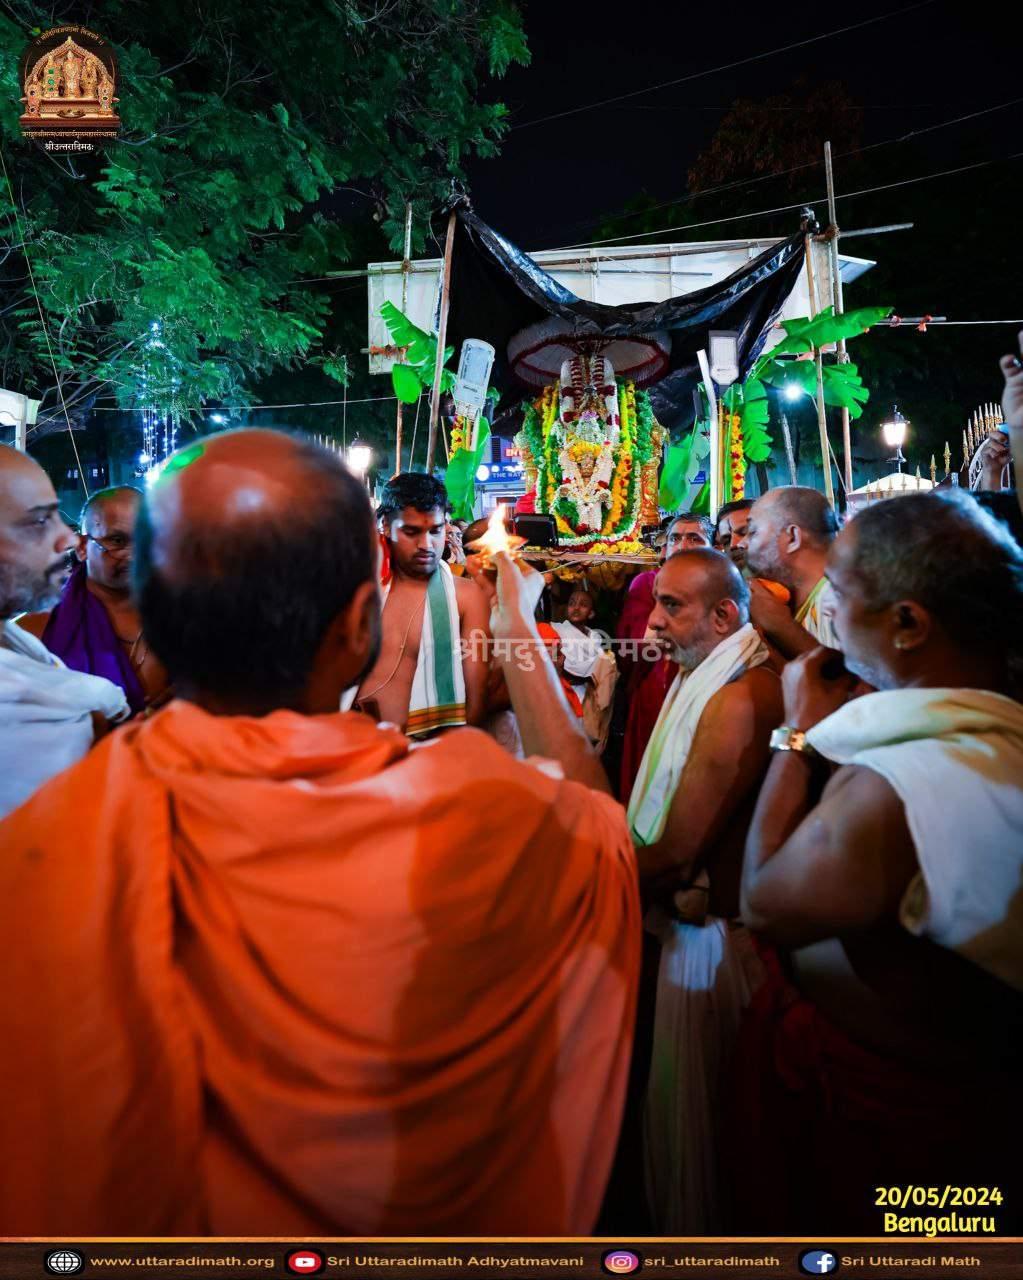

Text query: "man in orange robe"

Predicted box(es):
[0, 429, 639, 1237]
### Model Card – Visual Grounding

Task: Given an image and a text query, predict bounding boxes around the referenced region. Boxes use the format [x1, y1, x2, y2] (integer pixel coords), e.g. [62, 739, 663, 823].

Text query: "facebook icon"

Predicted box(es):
[798, 1250, 839, 1276]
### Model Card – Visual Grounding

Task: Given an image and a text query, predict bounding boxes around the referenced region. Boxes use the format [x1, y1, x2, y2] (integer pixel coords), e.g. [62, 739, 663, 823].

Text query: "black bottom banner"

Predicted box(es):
[6, 1240, 1023, 1280]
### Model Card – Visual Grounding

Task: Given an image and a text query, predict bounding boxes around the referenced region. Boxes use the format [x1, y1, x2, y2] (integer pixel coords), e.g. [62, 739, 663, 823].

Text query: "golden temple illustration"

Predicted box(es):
[20, 36, 120, 133]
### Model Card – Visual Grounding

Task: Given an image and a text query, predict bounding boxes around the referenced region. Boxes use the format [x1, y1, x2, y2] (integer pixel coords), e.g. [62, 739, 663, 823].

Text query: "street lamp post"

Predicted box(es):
[881, 406, 909, 474]
[347, 438, 373, 487]
[778, 383, 804, 486]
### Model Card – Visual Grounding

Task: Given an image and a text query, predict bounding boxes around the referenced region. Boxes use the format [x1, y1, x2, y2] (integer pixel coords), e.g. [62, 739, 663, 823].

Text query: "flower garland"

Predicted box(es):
[450, 412, 471, 455]
[588, 538, 647, 555]
[727, 411, 746, 501]
[517, 379, 658, 547]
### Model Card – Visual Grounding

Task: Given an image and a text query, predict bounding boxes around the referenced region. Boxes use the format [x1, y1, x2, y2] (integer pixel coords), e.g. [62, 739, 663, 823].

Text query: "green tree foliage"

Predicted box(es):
[0, 0, 528, 436]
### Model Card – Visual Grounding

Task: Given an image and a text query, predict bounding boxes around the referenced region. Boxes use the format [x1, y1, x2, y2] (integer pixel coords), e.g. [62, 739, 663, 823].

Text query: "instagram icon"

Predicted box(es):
[602, 1250, 643, 1275]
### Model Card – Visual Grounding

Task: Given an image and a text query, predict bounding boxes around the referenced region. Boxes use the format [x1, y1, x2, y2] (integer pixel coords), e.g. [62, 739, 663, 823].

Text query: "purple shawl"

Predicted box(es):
[42, 564, 146, 714]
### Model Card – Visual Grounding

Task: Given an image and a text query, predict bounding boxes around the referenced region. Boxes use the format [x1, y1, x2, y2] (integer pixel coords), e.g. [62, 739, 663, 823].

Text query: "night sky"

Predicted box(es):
[463, 0, 1020, 254]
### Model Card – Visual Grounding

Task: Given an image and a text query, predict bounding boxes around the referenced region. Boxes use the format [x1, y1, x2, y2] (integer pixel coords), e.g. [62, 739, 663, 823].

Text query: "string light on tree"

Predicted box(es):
[137, 319, 183, 483]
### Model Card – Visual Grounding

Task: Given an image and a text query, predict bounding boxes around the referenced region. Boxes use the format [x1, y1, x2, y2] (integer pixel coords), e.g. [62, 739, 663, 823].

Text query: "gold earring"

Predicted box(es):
[894, 637, 906, 650]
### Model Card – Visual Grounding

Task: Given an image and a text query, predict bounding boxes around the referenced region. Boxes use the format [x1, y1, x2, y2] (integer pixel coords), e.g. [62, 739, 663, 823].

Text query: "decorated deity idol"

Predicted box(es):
[81, 58, 98, 99]
[62, 47, 82, 98]
[511, 327, 667, 548]
[556, 428, 615, 535]
[20, 36, 120, 131]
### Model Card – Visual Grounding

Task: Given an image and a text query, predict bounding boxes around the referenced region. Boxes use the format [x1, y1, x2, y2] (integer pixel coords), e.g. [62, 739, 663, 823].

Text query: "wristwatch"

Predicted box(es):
[769, 725, 819, 757]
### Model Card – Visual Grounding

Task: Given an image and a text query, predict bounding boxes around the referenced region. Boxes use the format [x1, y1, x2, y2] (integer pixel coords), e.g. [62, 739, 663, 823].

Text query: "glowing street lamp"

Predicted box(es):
[783, 382, 804, 402]
[347, 438, 373, 483]
[881, 406, 909, 473]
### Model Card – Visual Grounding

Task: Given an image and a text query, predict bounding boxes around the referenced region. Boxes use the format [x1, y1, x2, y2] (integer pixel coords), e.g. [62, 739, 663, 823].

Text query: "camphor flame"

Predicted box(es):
[467, 503, 527, 565]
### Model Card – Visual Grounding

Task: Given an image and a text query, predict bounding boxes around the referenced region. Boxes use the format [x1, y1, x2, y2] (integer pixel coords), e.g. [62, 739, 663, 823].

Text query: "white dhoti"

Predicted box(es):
[627, 623, 771, 1231]
[643, 912, 763, 1234]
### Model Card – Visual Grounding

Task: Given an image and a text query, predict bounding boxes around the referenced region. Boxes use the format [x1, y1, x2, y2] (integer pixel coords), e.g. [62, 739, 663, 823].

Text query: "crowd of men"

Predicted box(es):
[1, 339, 1021, 1237]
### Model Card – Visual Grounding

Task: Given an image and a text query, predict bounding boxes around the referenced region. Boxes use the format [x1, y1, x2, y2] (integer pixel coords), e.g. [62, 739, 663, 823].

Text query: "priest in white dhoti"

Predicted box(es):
[0, 445, 129, 819]
[626, 549, 781, 1233]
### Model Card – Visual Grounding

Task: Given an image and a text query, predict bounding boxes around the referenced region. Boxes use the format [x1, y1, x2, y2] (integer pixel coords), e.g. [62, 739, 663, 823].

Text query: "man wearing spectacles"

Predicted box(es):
[18, 486, 169, 713]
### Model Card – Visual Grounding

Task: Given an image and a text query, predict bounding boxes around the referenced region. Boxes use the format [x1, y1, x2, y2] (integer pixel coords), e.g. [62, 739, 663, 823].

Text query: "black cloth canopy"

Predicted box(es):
[442, 201, 806, 436]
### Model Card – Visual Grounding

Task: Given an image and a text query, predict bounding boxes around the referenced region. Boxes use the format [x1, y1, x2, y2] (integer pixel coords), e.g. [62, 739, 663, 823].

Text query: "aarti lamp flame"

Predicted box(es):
[467, 503, 526, 564]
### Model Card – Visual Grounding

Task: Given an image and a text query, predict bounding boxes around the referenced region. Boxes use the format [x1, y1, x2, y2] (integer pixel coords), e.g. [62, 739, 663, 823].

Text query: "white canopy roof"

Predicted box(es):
[365, 236, 875, 374]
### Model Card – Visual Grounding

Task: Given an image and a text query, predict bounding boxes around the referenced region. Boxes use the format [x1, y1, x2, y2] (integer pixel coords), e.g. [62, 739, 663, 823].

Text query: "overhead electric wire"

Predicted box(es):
[547, 95, 1023, 245]
[86, 393, 400, 412]
[551, 149, 1023, 252]
[0, 144, 90, 493]
[511, 0, 937, 131]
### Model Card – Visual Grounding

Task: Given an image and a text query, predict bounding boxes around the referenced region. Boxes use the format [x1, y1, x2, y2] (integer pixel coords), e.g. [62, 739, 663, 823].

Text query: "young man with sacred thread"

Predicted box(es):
[350, 472, 490, 737]
[0, 429, 640, 1236]
[736, 490, 1023, 1234]
[0, 446, 129, 818]
[18, 486, 170, 713]
[734, 486, 839, 657]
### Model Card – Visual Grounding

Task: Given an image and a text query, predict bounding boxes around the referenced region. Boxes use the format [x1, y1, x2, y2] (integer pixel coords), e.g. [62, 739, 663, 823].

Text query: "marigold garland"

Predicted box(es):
[516, 378, 658, 547]
[727, 411, 746, 501]
[450, 413, 471, 455]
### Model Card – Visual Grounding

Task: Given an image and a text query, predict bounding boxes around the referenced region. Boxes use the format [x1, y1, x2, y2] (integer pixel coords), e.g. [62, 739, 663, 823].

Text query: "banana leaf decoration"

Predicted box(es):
[444, 418, 492, 522]
[723, 378, 773, 462]
[659, 419, 710, 511]
[756, 357, 872, 420]
[690, 480, 711, 516]
[748, 304, 891, 422]
[685, 304, 891, 498]
[380, 300, 456, 403]
[766, 305, 892, 358]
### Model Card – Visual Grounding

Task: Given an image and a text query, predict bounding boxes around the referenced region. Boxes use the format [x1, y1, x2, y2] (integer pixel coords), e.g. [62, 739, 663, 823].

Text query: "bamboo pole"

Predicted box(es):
[696, 349, 721, 518]
[393, 201, 413, 476]
[803, 232, 836, 508]
[779, 409, 798, 485]
[426, 208, 457, 473]
[824, 142, 853, 494]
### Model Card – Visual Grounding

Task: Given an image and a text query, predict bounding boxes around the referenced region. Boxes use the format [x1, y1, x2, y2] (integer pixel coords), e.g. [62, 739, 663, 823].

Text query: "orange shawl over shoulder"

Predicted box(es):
[0, 702, 639, 1236]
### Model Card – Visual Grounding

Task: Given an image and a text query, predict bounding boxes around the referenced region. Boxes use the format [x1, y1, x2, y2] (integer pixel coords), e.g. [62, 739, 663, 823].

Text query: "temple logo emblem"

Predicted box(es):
[19, 25, 121, 148]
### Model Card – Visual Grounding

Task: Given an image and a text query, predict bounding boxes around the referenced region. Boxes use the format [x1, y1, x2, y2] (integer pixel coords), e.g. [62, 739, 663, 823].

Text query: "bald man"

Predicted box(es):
[617, 512, 713, 798]
[0, 446, 129, 818]
[625, 549, 782, 1233]
[19, 486, 169, 713]
[0, 429, 639, 1236]
[737, 491, 1023, 1233]
[734, 486, 839, 658]
[522, 546, 781, 1230]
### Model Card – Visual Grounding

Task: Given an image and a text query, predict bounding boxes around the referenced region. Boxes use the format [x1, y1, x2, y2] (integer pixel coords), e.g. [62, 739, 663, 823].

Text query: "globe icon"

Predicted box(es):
[46, 1251, 84, 1275]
